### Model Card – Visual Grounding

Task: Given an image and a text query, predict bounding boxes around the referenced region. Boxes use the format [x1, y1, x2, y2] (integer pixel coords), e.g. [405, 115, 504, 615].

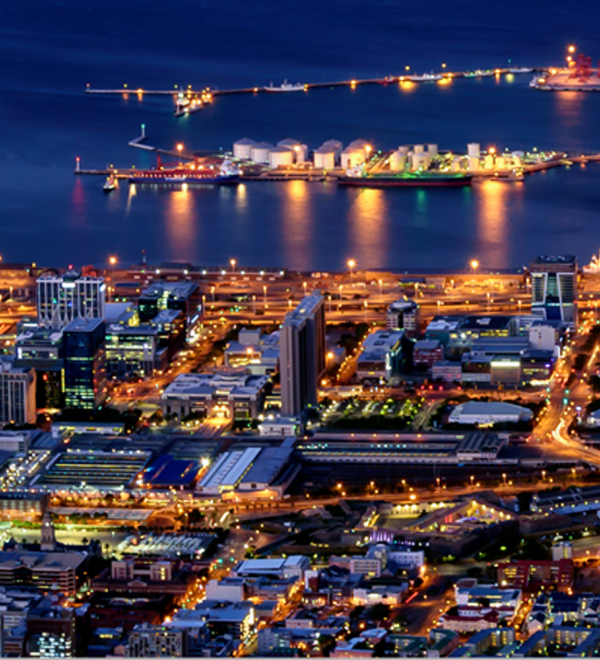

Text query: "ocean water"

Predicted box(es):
[1, 0, 600, 271]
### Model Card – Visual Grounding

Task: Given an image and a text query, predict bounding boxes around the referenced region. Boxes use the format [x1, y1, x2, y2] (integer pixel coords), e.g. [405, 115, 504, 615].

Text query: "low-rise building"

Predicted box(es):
[224, 329, 279, 376]
[497, 559, 573, 593]
[413, 340, 444, 368]
[232, 556, 309, 580]
[0, 551, 86, 595]
[356, 330, 403, 382]
[0, 357, 36, 426]
[161, 368, 270, 420]
[386, 300, 420, 338]
[448, 401, 533, 426]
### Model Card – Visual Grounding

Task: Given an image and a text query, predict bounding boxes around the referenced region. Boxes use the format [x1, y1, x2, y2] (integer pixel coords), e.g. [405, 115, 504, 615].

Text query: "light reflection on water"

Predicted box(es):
[165, 185, 197, 262]
[474, 179, 518, 268]
[348, 188, 389, 267]
[281, 180, 312, 271]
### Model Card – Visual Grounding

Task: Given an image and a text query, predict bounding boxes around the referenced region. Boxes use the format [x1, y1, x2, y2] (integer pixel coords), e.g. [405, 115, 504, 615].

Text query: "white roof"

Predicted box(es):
[454, 401, 532, 416]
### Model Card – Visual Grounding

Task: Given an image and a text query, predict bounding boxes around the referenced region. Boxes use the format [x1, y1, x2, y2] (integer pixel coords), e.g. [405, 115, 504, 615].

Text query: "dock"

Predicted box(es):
[83, 67, 543, 100]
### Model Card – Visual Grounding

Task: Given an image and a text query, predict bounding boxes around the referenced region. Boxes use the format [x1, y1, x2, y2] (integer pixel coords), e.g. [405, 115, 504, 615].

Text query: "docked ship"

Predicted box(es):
[103, 174, 116, 193]
[338, 169, 473, 188]
[464, 69, 494, 78]
[264, 80, 304, 92]
[409, 72, 443, 82]
[509, 66, 533, 74]
[129, 160, 240, 185]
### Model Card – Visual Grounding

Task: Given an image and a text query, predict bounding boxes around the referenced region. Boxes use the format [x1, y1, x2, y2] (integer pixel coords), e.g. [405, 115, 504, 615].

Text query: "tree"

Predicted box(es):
[368, 603, 390, 624]
[516, 491, 533, 513]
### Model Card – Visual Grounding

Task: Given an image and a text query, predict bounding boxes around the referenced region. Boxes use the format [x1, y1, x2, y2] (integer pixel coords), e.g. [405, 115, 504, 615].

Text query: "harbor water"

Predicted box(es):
[2, 0, 600, 270]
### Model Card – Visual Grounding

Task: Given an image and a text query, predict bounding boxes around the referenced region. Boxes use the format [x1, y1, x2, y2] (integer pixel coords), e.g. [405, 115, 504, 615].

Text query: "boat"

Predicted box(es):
[509, 66, 533, 74]
[464, 69, 494, 78]
[264, 80, 304, 92]
[409, 72, 443, 82]
[129, 160, 240, 185]
[337, 168, 473, 188]
[103, 174, 116, 193]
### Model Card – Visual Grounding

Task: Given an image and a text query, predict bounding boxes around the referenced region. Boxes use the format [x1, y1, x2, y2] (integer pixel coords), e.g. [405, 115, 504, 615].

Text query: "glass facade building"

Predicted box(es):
[63, 318, 106, 410]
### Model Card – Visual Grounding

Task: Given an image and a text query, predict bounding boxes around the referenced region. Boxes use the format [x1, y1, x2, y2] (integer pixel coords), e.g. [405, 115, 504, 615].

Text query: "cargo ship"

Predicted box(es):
[337, 170, 473, 188]
[129, 160, 240, 185]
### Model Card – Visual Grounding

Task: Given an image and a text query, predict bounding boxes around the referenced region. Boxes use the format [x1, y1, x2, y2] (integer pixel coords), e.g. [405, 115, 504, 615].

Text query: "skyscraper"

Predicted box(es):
[529, 255, 577, 325]
[280, 293, 325, 416]
[37, 269, 106, 329]
[63, 318, 106, 410]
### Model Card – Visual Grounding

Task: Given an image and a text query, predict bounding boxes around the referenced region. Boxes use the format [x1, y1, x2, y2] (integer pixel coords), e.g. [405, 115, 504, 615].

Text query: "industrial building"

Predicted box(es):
[280, 293, 326, 416]
[232, 556, 310, 580]
[161, 369, 270, 420]
[37, 269, 105, 330]
[529, 255, 578, 325]
[356, 330, 403, 382]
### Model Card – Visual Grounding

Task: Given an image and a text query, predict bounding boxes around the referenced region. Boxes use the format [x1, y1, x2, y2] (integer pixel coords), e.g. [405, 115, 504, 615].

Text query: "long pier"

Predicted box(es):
[84, 67, 543, 99]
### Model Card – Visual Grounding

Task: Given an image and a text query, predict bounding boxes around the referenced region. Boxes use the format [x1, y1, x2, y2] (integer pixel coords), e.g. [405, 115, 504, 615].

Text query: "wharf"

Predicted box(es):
[83, 67, 543, 99]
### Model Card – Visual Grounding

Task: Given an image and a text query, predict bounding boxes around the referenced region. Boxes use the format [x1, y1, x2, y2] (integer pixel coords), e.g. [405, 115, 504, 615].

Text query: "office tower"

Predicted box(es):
[0, 357, 36, 425]
[138, 281, 200, 331]
[63, 318, 106, 410]
[280, 293, 325, 416]
[37, 269, 106, 329]
[529, 255, 577, 325]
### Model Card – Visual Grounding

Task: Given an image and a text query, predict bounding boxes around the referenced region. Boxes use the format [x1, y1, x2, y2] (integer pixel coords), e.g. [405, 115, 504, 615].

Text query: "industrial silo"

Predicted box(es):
[389, 151, 406, 172]
[250, 142, 274, 164]
[467, 143, 481, 158]
[233, 138, 257, 160]
[427, 144, 439, 157]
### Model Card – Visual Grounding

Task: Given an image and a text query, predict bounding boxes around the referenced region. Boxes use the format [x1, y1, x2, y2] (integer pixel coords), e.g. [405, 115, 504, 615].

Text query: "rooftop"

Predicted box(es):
[284, 293, 323, 327]
[63, 317, 104, 333]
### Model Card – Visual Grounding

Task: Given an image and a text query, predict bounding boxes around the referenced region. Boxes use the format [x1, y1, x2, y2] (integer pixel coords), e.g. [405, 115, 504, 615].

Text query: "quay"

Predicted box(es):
[83, 66, 542, 99]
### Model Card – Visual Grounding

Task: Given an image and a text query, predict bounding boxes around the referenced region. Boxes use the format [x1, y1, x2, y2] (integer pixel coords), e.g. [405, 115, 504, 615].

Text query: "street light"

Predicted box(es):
[108, 256, 117, 302]
[230, 258, 236, 272]
[470, 259, 479, 274]
[378, 279, 383, 297]
[263, 285, 267, 305]
[348, 259, 356, 282]
[303, 281, 308, 296]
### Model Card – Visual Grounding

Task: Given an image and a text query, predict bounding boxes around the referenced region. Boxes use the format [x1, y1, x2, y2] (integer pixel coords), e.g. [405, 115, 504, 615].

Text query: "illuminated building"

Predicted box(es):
[62, 318, 106, 410]
[127, 624, 185, 657]
[386, 299, 420, 337]
[0, 357, 36, 425]
[530, 255, 577, 325]
[14, 327, 64, 409]
[0, 551, 86, 594]
[280, 293, 326, 416]
[356, 330, 403, 382]
[37, 269, 105, 330]
[138, 281, 200, 333]
[161, 369, 269, 420]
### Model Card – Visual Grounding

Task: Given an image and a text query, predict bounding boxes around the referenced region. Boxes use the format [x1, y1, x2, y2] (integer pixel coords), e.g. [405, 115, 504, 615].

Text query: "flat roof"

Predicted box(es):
[284, 293, 323, 327]
[0, 550, 86, 571]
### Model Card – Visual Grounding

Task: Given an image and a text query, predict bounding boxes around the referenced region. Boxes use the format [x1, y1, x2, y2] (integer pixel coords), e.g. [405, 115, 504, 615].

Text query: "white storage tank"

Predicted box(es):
[389, 151, 406, 172]
[233, 138, 257, 160]
[296, 144, 308, 163]
[269, 146, 294, 168]
[321, 139, 343, 154]
[250, 141, 274, 164]
[410, 152, 431, 170]
[483, 154, 494, 170]
[451, 156, 463, 172]
[341, 148, 365, 169]
[314, 146, 336, 169]
[398, 145, 410, 156]
[495, 156, 507, 170]
[347, 139, 370, 150]
[414, 144, 425, 154]
[427, 144, 439, 157]
[467, 143, 481, 158]
[277, 138, 301, 151]
[468, 156, 480, 172]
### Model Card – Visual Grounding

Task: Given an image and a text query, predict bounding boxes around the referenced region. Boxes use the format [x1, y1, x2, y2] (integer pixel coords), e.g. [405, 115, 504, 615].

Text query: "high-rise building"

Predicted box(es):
[63, 318, 106, 410]
[280, 293, 325, 416]
[529, 255, 577, 325]
[37, 269, 106, 329]
[386, 299, 420, 338]
[0, 357, 36, 426]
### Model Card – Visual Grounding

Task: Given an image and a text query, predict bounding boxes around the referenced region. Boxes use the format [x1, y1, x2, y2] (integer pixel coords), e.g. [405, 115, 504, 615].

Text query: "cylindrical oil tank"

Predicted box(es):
[268, 147, 294, 168]
[389, 151, 407, 172]
[451, 156, 463, 172]
[250, 142, 274, 164]
[414, 144, 425, 154]
[296, 144, 308, 163]
[341, 149, 365, 169]
[410, 153, 431, 170]
[495, 156, 506, 170]
[467, 143, 481, 158]
[321, 139, 343, 154]
[398, 145, 410, 156]
[468, 156, 480, 172]
[427, 144, 439, 157]
[483, 154, 494, 170]
[314, 149, 336, 169]
[277, 138, 301, 151]
[233, 138, 256, 160]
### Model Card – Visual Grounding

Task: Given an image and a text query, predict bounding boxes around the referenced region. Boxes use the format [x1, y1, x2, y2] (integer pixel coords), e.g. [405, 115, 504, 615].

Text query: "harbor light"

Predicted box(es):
[177, 143, 183, 154]
[442, 63, 447, 68]
[109, 256, 117, 266]
[470, 259, 479, 273]
[230, 258, 236, 271]
[568, 45, 576, 53]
